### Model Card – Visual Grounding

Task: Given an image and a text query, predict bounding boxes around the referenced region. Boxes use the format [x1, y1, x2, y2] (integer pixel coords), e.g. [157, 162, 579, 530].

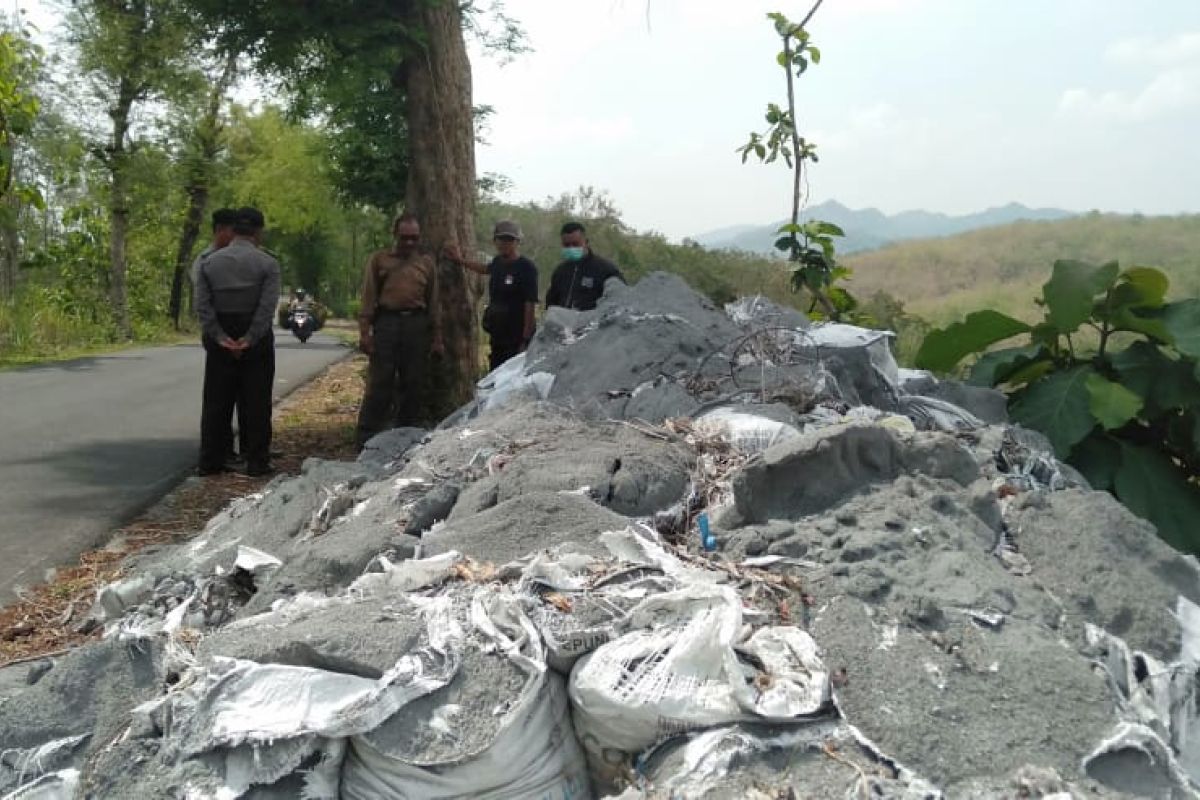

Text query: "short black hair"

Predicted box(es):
[560, 221, 586, 237]
[232, 206, 265, 236]
[211, 208, 237, 230]
[392, 212, 420, 233]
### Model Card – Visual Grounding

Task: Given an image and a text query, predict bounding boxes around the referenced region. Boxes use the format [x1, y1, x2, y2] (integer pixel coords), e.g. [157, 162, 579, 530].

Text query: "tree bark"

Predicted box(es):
[0, 200, 17, 301]
[169, 54, 236, 329]
[400, 0, 480, 418]
[108, 76, 136, 340]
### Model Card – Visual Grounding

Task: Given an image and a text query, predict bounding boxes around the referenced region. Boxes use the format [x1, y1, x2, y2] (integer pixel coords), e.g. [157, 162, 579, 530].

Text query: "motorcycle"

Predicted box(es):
[288, 309, 315, 343]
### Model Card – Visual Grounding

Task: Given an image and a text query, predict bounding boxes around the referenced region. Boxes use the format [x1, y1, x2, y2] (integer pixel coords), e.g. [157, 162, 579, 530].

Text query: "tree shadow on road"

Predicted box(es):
[5, 437, 197, 496]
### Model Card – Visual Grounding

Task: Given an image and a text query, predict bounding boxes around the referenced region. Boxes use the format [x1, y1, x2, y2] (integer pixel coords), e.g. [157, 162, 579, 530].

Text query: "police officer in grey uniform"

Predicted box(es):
[194, 207, 281, 476]
[191, 207, 245, 466]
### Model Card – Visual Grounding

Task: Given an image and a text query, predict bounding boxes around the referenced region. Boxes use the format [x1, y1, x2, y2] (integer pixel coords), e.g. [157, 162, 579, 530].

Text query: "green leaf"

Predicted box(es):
[776, 223, 802, 235]
[776, 50, 789, 67]
[1110, 266, 1169, 310]
[1005, 358, 1057, 387]
[914, 310, 1032, 373]
[1113, 442, 1200, 554]
[773, 236, 794, 253]
[1068, 433, 1120, 491]
[1163, 299, 1200, 360]
[1085, 372, 1143, 430]
[815, 221, 845, 237]
[1042, 259, 1120, 334]
[1030, 322, 1060, 348]
[968, 345, 1045, 387]
[1111, 341, 1198, 413]
[1009, 366, 1097, 457]
[808, 45, 821, 63]
[1109, 306, 1173, 342]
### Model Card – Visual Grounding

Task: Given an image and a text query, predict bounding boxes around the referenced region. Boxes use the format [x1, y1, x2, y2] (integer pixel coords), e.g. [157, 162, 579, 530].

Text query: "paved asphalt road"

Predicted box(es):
[0, 332, 349, 603]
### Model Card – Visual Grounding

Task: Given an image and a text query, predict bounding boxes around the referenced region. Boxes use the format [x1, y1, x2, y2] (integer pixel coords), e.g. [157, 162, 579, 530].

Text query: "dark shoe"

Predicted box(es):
[244, 463, 275, 478]
[224, 453, 246, 470]
[196, 464, 227, 477]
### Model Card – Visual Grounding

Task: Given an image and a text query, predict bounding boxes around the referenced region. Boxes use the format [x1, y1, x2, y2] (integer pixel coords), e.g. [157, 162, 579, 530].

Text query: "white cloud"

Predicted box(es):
[1106, 31, 1200, 67]
[1059, 66, 1200, 120]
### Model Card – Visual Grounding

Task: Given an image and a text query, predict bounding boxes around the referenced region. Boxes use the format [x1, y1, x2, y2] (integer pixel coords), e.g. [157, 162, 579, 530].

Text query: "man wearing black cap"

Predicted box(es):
[194, 207, 281, 476]
[445, 219, 539, 370]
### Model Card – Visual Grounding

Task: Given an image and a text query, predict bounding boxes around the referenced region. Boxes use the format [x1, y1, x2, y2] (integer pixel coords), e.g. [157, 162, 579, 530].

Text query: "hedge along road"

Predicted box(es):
[0, 332, 350, 605]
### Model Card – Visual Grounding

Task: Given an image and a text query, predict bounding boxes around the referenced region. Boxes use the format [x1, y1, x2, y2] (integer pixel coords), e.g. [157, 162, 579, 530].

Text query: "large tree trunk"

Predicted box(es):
[170, 185, 208, 329]
[169, 54, 236, 329]
[400, 0, 480, 418]
[0, 200, 17, 301]
[108, 79, 136, 341]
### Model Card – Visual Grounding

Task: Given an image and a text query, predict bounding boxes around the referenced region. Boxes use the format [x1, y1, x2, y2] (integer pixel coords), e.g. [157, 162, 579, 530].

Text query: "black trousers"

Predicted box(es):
[200, 323, 275, 471]
[356, 310, 430, 446]
[489, 333, 524, 372]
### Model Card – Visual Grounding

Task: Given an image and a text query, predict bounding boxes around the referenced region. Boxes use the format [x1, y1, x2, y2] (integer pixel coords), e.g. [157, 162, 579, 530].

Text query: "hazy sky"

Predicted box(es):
[18, 1, 1199, 240]
[469, 0, 1200, 239]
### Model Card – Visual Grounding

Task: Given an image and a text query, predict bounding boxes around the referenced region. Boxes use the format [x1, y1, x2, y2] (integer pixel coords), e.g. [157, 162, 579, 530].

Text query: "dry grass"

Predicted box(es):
[0, 353, 368, 666]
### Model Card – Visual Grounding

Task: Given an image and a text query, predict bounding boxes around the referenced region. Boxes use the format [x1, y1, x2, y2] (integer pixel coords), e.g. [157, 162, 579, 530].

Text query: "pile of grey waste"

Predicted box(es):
[2, 272, 1199, 799]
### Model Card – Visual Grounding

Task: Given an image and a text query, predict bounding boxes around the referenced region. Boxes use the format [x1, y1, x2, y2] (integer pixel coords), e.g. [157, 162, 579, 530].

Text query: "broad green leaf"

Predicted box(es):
[1042, 259, 1120, 334]
[1111, 341, 1198, 413]
[1163, 299, 1200, 360]
[1068, 433, 1120, 491]
[915, 311, 1032, 373]
[774, 236, 794, 253]
[776, 223, 802, 235]
[1110, 266, 1169, 310]
[1010, 366, 1096, 457]
[967, 345, 1045, 387]
[1085, 372, 1143, 430]
[808, 45, 821, 63]
[1110, 306, 1172, 342]
[1114, 442, 1200, 554]
[1005, 358, 1056, 387]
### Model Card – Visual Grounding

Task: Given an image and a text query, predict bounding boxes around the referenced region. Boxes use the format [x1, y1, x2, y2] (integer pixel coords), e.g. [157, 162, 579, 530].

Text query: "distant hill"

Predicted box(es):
[694, 200, 1077, 255]
[842, 212, 1200, 325]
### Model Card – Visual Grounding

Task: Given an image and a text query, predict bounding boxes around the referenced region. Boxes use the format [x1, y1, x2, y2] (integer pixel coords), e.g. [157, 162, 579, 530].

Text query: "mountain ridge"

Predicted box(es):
[694, 200, 1077, 255]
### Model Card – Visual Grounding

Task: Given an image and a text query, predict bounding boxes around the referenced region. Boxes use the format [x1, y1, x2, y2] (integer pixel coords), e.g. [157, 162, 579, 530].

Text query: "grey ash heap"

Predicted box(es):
[2, 272, 1198, 799]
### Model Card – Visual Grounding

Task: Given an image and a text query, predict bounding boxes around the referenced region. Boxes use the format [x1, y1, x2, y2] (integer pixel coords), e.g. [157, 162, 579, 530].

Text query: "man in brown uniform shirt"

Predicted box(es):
[356, 213, 444, 447]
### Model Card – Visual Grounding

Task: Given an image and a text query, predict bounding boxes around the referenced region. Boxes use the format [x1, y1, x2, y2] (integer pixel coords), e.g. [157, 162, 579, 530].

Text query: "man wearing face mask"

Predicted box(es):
[355, 213, 444, 448]
[545, 221, 625, 312]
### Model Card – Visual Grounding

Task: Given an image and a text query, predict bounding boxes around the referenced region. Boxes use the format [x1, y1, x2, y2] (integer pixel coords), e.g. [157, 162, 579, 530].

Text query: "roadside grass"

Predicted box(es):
[0, 353, 367, 665]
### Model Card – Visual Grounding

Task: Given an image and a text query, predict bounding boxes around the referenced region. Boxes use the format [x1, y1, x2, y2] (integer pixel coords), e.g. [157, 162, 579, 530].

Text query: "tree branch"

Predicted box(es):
[798, 0, 827, 29]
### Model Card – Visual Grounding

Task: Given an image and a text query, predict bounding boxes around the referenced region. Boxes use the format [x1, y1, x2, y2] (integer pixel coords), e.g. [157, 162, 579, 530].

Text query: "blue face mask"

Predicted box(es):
[561, 246, 586, 262]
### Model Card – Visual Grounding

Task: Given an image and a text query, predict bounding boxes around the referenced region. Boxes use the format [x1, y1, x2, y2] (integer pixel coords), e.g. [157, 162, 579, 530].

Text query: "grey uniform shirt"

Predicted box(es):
[190, 244, 217, 287]
[194, 238, 281, 345]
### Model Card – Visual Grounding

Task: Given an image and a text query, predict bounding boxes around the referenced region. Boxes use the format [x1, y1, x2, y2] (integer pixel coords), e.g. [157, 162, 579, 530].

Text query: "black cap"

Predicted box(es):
[211, 208, 237, 227]
[234, 206, 265, 230]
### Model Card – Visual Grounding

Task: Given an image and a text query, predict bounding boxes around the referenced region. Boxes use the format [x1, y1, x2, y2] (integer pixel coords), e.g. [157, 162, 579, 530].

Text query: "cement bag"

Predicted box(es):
[342, 673, 590, 800]
[613, 721, 850, 798]
[0, 770, 79, 800]
[518, 548, 679, 674]
[695, 408, 801, 454]
[806, 322, 899, 388]
[339, 588, 592, 800]
[476, 352, 555, 413]
[569, 584, 829, 787]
